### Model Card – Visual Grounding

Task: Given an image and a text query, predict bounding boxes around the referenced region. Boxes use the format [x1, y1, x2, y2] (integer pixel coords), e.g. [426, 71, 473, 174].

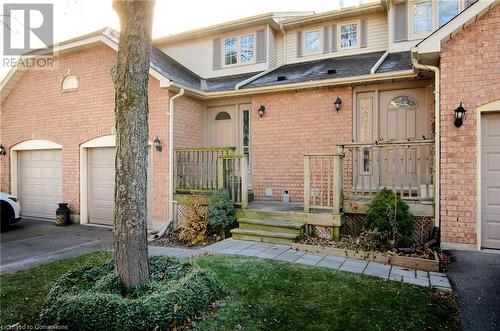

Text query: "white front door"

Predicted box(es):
[481, 112, 500, 249]
[207, 105, 237, 148]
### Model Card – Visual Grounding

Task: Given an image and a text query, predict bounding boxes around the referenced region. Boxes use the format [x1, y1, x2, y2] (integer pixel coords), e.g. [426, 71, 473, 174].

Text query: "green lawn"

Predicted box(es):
[0, 253, 460, 330]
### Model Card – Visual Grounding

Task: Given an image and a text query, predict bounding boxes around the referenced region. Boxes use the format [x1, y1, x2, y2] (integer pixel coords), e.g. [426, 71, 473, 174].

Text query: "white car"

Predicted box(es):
[0, 192, 21, 231]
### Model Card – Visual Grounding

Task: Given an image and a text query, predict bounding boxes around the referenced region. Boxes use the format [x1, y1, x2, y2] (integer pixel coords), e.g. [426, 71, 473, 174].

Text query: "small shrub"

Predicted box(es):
[179, 196, 209, 245]
[364, 188, 414, 247]
[40, 256, 225, 331]
[207, 189, 235, 234]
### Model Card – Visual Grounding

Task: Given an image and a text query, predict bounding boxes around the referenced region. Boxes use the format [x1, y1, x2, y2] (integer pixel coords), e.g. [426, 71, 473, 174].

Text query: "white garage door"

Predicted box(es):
[87, 147, 152, 227]
[482, 113, 500, 249]
[18, 149, 62, 219]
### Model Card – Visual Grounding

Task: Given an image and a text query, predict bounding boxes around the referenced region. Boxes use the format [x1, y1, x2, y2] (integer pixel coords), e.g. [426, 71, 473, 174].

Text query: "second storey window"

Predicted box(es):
[340, 23, 358, 48]
[411, 0, 433, 37]
[224, 37, 237, 65]
[224, 33, 255, 66]
[240, 34, 255, 63]
[305, 30, 321, 55]
[439, 0, 460, 27]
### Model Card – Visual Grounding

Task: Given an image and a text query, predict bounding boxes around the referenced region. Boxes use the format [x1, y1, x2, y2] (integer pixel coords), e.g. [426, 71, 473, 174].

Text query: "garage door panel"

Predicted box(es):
[88, 147, 152, 228]
[18, 149, 62, 219]
[482, 113, 500, 249]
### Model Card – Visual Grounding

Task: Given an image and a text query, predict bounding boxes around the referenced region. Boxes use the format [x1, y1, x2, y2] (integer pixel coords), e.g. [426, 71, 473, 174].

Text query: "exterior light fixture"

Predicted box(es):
[334, 97, 342, 111]
[0, 144, 6, 156]
[258, 105, 266, 118]
[154, 136, 162, 152]
[454, 102, 466, 128]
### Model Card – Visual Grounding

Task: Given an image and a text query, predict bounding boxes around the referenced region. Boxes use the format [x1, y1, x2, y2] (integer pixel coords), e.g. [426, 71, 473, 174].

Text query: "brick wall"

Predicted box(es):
[250, 87, 352, 202]
[439, 5, 500, 246]
[0, 43, 202, 228]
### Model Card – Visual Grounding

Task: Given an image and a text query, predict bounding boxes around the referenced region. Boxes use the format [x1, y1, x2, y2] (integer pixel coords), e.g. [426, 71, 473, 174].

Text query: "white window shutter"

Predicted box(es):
[360, 19, 367, 48]
[296, 31, 303, 58]
[256, 29, 267, 63]
[394, 2, 408, 42]
[331, 25, 337, 52]
[213, 38, 221, 69]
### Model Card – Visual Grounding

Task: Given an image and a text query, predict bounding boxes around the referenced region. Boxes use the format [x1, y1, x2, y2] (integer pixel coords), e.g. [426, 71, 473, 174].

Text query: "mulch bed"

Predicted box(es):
[151, 229, 220, 249]
[300, 233, 437, 260]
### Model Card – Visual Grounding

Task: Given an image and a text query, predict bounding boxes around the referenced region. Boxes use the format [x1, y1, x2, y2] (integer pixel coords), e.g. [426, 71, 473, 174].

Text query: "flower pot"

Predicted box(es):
[55, 203, 70, 226]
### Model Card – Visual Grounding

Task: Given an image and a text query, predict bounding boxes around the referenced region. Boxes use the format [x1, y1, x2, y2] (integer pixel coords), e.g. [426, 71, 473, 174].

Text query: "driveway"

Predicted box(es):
[0, 218, 112, 274]
[446, 250, 500, 331]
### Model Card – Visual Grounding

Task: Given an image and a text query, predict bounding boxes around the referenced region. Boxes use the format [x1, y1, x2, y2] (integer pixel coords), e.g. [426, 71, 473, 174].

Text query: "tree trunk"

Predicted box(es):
[112, 0, 155, 288]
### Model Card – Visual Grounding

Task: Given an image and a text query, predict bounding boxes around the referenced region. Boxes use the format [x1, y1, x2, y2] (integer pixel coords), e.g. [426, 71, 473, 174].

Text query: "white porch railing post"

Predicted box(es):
[241, 156, 248, 209]
[304, 155, 311, 213]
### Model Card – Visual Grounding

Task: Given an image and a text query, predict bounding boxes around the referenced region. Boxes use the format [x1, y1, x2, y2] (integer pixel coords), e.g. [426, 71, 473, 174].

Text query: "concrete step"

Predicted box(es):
[230, 228, 299, 245]
[238, 218, 302, 235]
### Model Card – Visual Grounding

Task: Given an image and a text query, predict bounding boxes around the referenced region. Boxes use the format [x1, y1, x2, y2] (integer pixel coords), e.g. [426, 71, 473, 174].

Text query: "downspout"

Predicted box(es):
[154, 87, 184, 239]
[411, 55, 440, 234]
[370, 50, 389, 74]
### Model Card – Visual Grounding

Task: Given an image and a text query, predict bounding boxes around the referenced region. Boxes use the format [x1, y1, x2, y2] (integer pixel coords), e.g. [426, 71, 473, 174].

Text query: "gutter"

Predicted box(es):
[155, 87, 184, 239]
[370, 50, 389, 75]
[411, 54, 441, 232]
[167, 70, 417, 99]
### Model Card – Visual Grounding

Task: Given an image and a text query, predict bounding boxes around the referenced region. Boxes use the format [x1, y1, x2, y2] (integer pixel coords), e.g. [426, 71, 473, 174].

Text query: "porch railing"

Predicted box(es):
[174, 147, 235, 192]
[218, 154, 248, 208]
[303, 148, 344, 213]
[340, 139, 435, 200]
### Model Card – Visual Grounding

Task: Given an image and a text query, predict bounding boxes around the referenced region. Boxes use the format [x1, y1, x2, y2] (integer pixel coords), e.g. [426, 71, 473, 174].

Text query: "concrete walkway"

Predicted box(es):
[151, 238, 452, 290]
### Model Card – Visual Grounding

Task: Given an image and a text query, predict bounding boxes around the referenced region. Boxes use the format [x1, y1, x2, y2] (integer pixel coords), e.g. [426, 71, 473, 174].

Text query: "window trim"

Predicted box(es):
[303, 28, 322, 56]
[222, 32, 256, 68]
[61, 74, 79, 92]
[408, 0, 464, 40]
[337, 19, 361, 50]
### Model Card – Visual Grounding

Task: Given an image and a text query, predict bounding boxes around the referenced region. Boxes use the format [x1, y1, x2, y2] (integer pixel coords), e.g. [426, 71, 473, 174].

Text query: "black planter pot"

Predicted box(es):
[55, 203, 70, 226]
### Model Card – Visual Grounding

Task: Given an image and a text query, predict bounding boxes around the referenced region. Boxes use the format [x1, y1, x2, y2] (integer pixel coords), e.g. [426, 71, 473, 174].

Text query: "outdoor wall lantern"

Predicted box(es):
[257, 105, 266, 118]
[454, 102, 466, 128]
[0, 144, 6, 156]
[154, 136, 162, 152]
[334, 97, 342, 112]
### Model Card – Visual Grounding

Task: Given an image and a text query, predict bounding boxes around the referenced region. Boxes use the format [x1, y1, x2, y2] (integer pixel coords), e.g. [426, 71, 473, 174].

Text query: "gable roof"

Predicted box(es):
[1, 28, 204, 103]
[416, 0, 499, 61]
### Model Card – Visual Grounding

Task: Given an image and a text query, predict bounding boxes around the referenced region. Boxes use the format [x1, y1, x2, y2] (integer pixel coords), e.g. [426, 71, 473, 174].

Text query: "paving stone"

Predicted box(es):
[295, 253, 325, 266]
[430, 275, 452, 288]
[256, 245, 290, 259]
[363, 262, 391, 278]
[402, 276, 429, 287]
[236, 246, 269, 257]
[273, 249, 305, 263]
[339, 259, 368, 273]
[416, 270, 429, 279]
[389, 274, 403, 281]
[390, 266, 416, 278]
[429, 271, 447, 277]
[220, 242, 254, 254]
[316, 255, 346, 270]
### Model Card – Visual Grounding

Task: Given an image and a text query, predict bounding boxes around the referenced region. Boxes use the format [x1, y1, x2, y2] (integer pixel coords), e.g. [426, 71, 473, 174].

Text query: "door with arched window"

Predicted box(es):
[355, 87, 432, 192]
[207, 105, 237, 148]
